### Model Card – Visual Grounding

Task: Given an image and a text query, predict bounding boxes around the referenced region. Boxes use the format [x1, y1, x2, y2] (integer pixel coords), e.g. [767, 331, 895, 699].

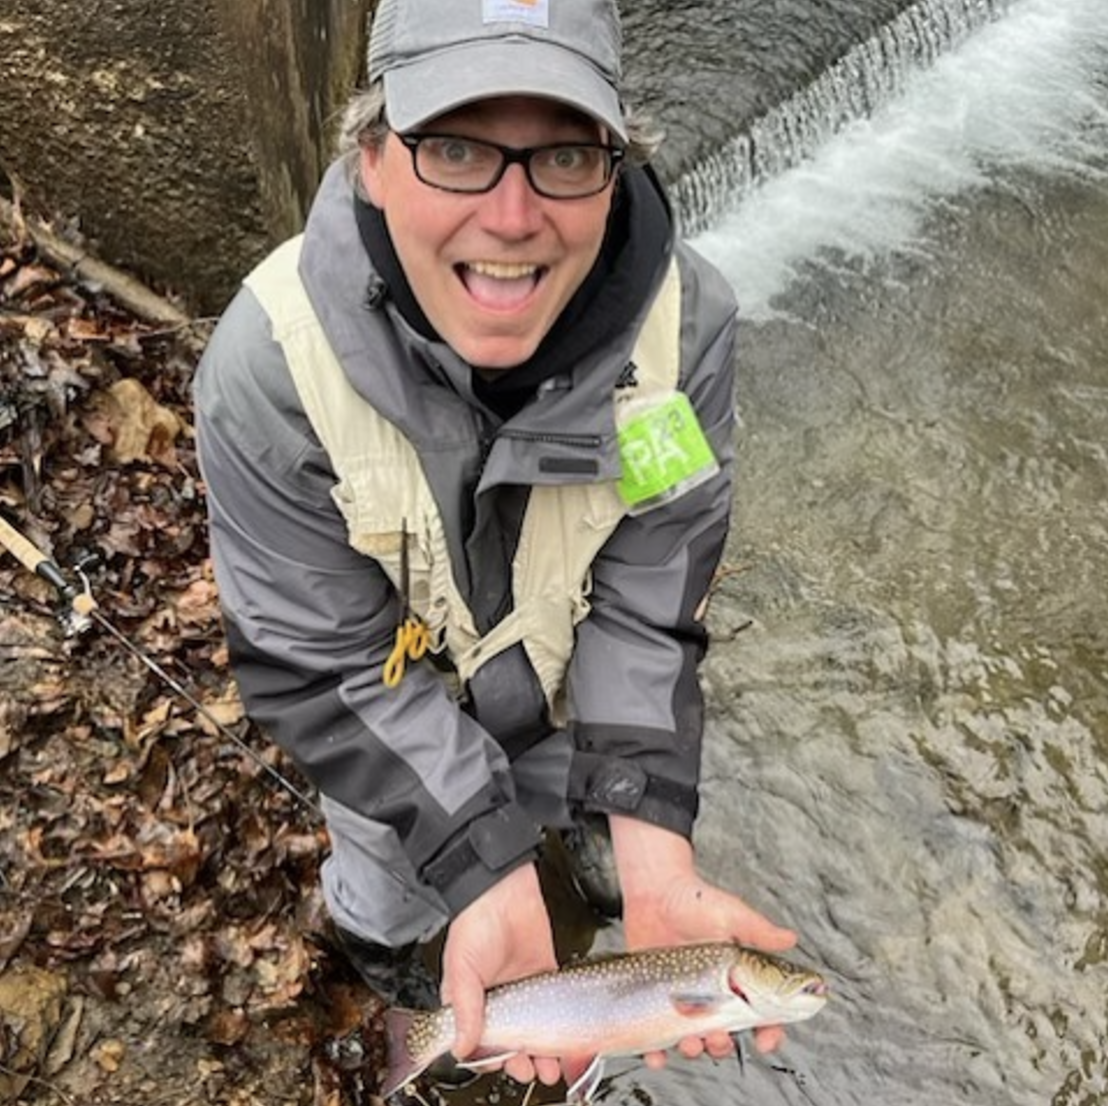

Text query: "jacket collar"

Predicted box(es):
[298, 158, 675, 485]
[352, 163, 672, 420]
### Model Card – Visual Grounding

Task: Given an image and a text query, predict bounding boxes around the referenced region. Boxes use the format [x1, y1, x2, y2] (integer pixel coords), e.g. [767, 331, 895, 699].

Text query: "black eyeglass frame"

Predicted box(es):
[394, 132, 625, 199]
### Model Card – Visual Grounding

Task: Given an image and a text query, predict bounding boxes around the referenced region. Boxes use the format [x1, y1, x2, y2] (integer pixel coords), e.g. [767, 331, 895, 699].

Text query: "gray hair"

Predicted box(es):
[337, 81, 664, 167]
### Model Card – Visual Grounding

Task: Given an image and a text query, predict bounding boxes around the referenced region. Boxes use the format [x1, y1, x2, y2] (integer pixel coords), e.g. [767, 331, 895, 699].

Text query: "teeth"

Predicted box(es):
[467, 261, 539, 280]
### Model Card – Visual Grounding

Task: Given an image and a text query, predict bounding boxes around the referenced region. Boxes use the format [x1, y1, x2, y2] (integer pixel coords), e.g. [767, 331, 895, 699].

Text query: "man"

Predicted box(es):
[194, 0, 796, 1088]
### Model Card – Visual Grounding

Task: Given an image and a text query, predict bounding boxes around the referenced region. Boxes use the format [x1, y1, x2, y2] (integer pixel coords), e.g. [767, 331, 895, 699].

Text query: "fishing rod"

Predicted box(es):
[0, 511, 321, 816]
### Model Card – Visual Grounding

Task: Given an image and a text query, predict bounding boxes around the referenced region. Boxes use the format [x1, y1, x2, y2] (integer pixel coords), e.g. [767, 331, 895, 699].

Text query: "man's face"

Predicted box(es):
[361, 96, 618, 370]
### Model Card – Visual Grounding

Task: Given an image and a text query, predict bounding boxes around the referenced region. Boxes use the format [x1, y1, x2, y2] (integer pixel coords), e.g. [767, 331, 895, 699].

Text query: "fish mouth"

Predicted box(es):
[458, 260, 546, 310]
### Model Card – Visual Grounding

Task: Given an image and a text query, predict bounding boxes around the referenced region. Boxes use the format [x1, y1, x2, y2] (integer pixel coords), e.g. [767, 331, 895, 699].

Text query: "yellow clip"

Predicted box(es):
[383, 616, 430, 688]
[382, 519, 429, 689]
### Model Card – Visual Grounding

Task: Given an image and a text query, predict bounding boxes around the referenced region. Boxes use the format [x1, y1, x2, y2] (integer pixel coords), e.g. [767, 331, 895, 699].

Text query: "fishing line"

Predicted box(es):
[85, 606, 321, 815]
[0, 510, 322, 818]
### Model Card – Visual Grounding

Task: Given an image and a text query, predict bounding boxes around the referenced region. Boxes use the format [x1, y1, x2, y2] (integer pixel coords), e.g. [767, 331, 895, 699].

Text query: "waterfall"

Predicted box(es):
[673, 0, 1015, 236]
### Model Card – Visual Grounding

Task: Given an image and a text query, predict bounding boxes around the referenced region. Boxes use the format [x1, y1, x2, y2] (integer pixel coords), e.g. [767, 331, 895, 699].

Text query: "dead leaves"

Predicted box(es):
[2, 226, 192, 522]
[0, 611, 70, 759]
[0, 966, 68, 1099]
[86, 377, 183, 466]
[0, 212, 353, 1105]
[212, 920, 314, 1012]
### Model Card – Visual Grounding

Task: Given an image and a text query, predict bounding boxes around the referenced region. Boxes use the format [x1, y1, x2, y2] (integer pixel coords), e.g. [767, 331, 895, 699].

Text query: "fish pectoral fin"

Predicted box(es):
[670, 991, 726, 1017]
[731, 1030, 748, 1075]
[457, 1048, 518, 1073]
[565, 1055, 605, 1105]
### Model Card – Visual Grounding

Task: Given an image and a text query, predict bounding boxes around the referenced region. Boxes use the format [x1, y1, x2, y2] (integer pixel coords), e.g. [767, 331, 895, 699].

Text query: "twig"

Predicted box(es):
[711, 562, 751, 588]
[697, 561, 752, 622]
[0, 1061, 75, 1106]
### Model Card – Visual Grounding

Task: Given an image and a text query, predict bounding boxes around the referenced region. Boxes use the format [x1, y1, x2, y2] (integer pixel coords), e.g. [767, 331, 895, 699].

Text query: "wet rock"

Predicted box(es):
[0, 0, 373, 314]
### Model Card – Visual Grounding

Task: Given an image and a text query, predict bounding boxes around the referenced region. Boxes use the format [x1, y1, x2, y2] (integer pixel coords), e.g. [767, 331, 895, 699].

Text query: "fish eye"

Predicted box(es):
[801, 980, 828, 997]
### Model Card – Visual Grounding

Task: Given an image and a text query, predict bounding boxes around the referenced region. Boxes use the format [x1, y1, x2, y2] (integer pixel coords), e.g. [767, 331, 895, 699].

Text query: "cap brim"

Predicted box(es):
[382, 39, 627, 142]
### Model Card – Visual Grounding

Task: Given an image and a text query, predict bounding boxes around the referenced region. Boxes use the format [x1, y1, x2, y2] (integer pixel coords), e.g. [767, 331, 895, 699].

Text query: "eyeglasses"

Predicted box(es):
[395, 132, 624, 199]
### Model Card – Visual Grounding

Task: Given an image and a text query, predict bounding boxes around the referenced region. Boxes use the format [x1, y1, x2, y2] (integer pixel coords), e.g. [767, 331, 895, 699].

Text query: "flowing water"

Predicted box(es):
[680, 0, 1108, 1103]
[557, 1, 1108, 1104]
[437, 1, 1108, 1104]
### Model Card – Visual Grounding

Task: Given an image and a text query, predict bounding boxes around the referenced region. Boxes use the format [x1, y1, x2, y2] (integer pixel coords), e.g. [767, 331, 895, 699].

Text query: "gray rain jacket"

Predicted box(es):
[194, 159, 739, 918]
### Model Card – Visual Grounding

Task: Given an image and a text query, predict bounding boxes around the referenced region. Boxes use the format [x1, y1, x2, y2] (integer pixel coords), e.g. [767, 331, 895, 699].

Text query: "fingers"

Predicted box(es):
[702, 1030, 737, 1060]
[502, 1053, 566, 1087]
[648, 1025, 782, 1075]
[536, 1057, 564, 1086]
[504, 1053, 537, 1084]
[735, 899, 796, 950]
[449, 972, 561, 1084]
[676, 1030, 735, 1061]
[645, 1032, 738, 1069]
[753, 1024, 786, 1054]
[677, 1036, 706, 1060]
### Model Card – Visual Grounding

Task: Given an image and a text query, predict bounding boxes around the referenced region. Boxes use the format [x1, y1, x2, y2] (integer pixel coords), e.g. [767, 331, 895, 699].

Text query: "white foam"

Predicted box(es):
[692, 0, 1108, 320]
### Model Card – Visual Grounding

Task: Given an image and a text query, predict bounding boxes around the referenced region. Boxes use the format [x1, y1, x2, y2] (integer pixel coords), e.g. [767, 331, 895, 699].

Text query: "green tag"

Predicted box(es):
[616, 392, 719, 514]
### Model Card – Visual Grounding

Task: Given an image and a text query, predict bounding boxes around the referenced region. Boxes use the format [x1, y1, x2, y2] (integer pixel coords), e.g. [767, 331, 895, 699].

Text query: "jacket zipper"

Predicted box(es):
[495, 428, 603, 449]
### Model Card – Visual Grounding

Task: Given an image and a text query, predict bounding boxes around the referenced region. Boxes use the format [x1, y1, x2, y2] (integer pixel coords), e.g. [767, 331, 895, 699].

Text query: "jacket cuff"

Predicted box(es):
[419, 803, 543, 916]
[567, 751, 699, 839]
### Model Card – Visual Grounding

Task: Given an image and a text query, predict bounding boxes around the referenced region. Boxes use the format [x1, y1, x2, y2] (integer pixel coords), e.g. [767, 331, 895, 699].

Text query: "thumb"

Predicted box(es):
[444, 960, 486, 1061]
[698, 883, 796, 952]
[729, 898, 796, 953]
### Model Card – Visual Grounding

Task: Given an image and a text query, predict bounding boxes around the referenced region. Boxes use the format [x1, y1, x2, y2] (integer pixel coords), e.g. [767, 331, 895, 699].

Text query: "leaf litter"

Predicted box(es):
[0, 213, 395, 1106]
[0, 205, 594, 1106]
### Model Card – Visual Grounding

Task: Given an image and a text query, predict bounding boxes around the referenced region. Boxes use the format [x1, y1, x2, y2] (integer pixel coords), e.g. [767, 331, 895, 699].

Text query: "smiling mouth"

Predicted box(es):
[459, 260, 545, 310]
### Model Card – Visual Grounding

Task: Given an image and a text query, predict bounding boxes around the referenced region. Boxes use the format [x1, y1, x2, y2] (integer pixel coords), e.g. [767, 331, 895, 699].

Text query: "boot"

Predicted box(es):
[327, 926, 479, 1090]
[331, 925, 441, 1010]
[560, 813, 623, 921]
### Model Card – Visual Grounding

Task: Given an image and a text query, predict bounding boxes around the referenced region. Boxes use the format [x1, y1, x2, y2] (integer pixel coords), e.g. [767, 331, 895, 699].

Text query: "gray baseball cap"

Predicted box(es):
[368, 0, 627, 142]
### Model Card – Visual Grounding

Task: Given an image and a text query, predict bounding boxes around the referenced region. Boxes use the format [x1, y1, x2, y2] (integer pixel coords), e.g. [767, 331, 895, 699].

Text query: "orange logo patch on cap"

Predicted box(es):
[483, 0, 549, 27]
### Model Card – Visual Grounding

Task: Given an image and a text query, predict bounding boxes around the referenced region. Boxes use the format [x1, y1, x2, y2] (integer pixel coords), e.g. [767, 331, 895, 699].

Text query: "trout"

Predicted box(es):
[382, 941, 828, 1101]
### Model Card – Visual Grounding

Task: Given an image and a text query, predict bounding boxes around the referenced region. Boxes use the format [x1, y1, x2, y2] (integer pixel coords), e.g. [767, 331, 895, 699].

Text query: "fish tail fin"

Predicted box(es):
[381, 1007, 430, 1098]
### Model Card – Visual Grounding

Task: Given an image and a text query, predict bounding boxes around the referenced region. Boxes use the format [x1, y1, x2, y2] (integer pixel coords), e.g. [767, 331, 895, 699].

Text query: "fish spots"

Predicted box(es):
[384, 940, 828, 1099]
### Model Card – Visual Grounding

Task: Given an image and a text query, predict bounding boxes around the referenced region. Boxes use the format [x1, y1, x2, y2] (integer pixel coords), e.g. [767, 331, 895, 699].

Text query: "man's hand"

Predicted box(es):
[440, 862, 563, 1087]
[610, 815, 797, 1067]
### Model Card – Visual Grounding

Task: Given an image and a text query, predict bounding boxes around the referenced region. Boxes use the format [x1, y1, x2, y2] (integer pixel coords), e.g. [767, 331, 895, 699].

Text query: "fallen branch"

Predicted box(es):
[0, 194, 203, 342]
